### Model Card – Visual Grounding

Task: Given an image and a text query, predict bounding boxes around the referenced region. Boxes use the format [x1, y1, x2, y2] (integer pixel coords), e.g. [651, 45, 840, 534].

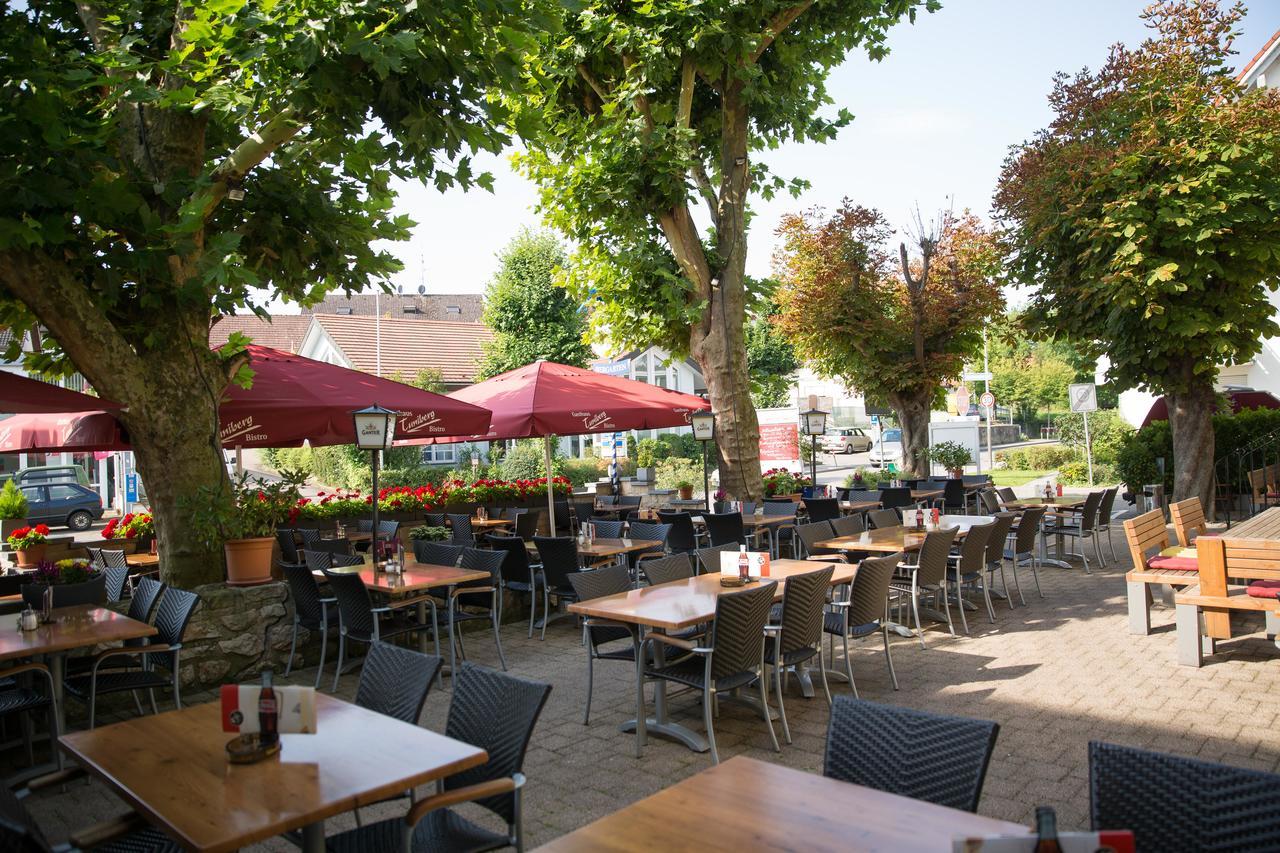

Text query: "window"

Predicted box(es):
[421, 445, 457, 465]
[48, 484, 81, 500]
[336, 306, 353, 315]
[19, 487, 41, 504]
[446, 306, 462, 317]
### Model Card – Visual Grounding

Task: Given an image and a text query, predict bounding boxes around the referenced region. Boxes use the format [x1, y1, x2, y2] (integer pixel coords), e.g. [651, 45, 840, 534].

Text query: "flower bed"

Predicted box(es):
[288, 477, 573, 524]
[762, 468, 812, 497]
[102, 511, 154, 540]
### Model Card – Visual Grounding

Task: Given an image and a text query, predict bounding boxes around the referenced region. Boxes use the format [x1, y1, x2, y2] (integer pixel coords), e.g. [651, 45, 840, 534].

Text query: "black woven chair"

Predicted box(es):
[99, 549, 129, 570]
[844, 489, 882, 504]
[445, 548, 508, 674]
[760, 501, 798, 557]
[304, 538, 353, 558]
[447, 514, 475, 547]
[764, 565, 834, 744]
[996, 487, 1017, 504]
[703, 511, 746, 547]
[625, 521, 670, 568]
[695, 542, 741, 575]
[514, 509, 542, 540]
[0, 662, 58, 769]
[657, 510, 701, 553]
[413, 541, 463, 566]
[276, 529, 302, 566]
[102, 565, 130, 603]
[297, 528, 323, 549]
[324, 663, 552, 853]
[64, 588, 200, 728]
[2, 773, 185, 852]
[942, 479, 967, 514]
[424, 513, 446, 527]
[890, 527, 959, 648]
[796, 520, 840, 560]
[867, 508, 902, 530]
[570, 499, 596, 533]
[486, 534, 545, 639]
[640, 581, 780, 764]
[586, 519, 624, 539]
[641, 554, 694, 586]
[354, 641, 441, 724]
[1089, 741, 1280, 852]
[831, 514, 865, 538]
[805, 498, 840, 524]
[325, 567, 437, 691]
[824, 553, 900, 696]
[1042, 489, 1104, 573]
[823, 696, 999, 813]
[566, 565, 634, 725]
[66, 574, 167, 686]
[282, 562, 337, 688]
[878, 487, 913, 511]
[532, 537, 581, 640]
[978, 489, 1001, 515]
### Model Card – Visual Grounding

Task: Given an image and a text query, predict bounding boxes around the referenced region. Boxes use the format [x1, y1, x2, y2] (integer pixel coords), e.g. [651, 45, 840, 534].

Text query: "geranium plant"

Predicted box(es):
[762, 468, 811, 497]
[103, 511, 154, 540]
[7, 524, 49, 550]
[187, 470, 306, 547]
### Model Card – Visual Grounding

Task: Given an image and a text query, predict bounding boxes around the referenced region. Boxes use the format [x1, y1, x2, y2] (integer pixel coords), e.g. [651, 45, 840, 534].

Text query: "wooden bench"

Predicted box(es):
[1247, 463, 1280, 506]
[1123, 508, 1199, 635]
[1174, 584, 1280, 667]
[1168, 496, 1224, 547]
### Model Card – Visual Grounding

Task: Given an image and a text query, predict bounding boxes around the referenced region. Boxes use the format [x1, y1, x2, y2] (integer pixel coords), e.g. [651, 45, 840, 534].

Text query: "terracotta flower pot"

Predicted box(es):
[224, 536, 275, 587]
[679, 485, 695, 501]
[15, 542, 46, 568]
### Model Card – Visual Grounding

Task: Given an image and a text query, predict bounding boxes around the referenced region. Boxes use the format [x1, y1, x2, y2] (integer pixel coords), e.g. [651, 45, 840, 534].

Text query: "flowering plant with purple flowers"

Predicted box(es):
[34, 559, 100, 586]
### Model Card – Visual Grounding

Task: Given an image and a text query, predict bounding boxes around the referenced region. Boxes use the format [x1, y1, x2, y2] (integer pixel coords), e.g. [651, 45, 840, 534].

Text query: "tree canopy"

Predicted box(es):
[478, 229, 592, 379]
[745, 298, 800, 408]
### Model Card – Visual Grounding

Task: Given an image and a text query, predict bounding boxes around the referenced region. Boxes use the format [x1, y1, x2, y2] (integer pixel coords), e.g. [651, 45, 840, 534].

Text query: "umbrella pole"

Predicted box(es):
[235, 445, 243, 476]
[544, 435, 556, 536]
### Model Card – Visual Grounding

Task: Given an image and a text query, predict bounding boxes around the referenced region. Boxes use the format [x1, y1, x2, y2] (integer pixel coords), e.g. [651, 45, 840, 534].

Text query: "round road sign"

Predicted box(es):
[980, 391, 995, 410]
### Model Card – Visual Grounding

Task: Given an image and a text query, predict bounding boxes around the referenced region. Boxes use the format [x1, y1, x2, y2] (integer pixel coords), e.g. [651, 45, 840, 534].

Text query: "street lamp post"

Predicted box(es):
[690, 409, 716, 512]
[352, 404, 398, 564]
[801, 407, 828, 496]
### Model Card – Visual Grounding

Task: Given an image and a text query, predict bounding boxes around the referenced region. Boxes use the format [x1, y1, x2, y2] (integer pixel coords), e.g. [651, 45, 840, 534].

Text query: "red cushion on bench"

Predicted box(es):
[1147, 556, 1199, 572]
[1247, 580, 1280, 600]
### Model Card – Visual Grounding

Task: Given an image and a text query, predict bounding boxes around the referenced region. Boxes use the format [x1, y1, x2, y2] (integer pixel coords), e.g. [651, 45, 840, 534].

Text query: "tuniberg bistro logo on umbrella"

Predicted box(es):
[220, 416, 270, 445]
[574, 411, 616, 432]
[398, 411, 446, 435]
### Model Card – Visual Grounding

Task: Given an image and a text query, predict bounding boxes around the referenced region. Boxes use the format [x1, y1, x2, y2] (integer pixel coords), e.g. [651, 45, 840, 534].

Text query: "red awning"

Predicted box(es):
[1140, 389, 1280, 428]
[0, 372, 121, 413]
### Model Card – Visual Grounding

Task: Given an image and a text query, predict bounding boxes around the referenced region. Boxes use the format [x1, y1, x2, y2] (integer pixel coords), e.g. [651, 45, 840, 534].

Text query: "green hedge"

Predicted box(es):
[995, 445, 1079, 471]
[1113, 406, 1280, 493]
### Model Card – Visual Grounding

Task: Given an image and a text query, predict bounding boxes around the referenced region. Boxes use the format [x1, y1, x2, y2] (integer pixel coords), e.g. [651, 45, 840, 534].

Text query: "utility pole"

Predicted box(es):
[984, 329, 993, 472]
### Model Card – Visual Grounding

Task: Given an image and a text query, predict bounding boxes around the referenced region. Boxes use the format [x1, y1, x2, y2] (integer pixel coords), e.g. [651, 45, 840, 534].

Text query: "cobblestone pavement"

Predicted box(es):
[19, 530, 1280, 849]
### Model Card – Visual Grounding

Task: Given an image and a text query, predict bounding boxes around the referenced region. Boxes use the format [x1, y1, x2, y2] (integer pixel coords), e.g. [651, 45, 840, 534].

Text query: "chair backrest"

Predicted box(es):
[1092, 742, 1280, 851]
[657, 511, 699, 552]
[845, 490, 882, 504]
[805, 498, 840, 523]
[1097, 486, 1118, 525]
[1011, 505, 1045, 556]
[515, 509, 542, 540]
[485, 535, 533, 586]
[376, 519, 399, 539]
[297, 528, 322, 547]
[878, 487, 913, 510]
[324, 568, 377, 639]
[953, 522, 994, 578]
[460, 547, 505, 582]
[775, 565, 834, 655]
[1170, 496, 1208, 546]
[444, 663, 552, 824]
[100, 549, 128, 569]
[942, 479, 967, 510]
[824, 696, 999, 812]
[1077, 490, 1104, 531]
[84, 546, 103, 567]
[844, 553, 900, 628]
[566, 563, 632, 602]
[641, 554, 694, 586]
[306, 538, 352, 557]
[996, 487, 1017, 503]
[424, 512, 446, 527]
[276, 529, 301, 564]
[962, 475, 990, 488]
[627, 521, 670, 553]
[553, 499, 572, 534]
[448, 513, 475, 546]
[708, 581, 777, 683]
[154, 588, 200, 647]
[914, 527, 959, 588]
[128, 575, 166, 623]
[357, 520, 374, 533]
[283, 562, 329, 625]
[103, 565, 130, 602]
[704, 511, 745, 547]
[354, 641, 441, 725]
[533, 536, 581, 591]
[589, 519, 625, 539]
[0, 784, 53, 853]
[796, 520, 836, 557]
[983, 513, 1017, 568]
[571, 500, 596, 529]
[762, 500, 797, 518]
[1122, 508, 1170, 571]
[618, 495, 642, 507]
[979, 489, 1000, 515]
[303, 548, 335, 575]
[868, 509, 901, 529]
[332, 553, 363, 569]
[695, 542, 741, 575]
[831, 514, 865, 538]
[414, 540, 464, 566]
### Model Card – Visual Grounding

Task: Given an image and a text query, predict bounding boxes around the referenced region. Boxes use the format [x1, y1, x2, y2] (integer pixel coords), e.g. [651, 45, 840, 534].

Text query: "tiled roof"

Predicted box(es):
[312, 314, 492, 385]
[208, 315, 311, 353]
[302, 293, 485, 323]
[1238, 28, 1280, 83]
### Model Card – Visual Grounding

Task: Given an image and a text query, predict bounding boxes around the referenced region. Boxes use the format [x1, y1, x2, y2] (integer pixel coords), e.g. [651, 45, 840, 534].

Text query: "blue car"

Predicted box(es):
[18, 482, 104, 531]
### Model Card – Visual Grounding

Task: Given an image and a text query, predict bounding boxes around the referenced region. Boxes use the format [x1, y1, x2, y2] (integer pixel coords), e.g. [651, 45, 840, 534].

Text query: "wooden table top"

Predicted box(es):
[1220, 506, 1280, 541]
[911, 488, 944, 500]
[567, 559, 854, 631]
[0, 605, 156, 662]
[576, 538, 664, 559]
[816, 515, 995, 553]
[60, 694, 488, 853]
[839, 499, 881, 513]
[125, 553, 160, 568]
[316, 560, 490, 595]
[689, 514, 793, 529]
[1004, 496, 1085, 509]
[469, 517, 514, 530]
[534, 755, 1027, 852]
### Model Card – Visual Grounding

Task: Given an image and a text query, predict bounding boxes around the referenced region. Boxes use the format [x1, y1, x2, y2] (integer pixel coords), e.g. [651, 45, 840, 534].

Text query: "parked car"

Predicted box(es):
[821, 428, 873, 454]
[14, 464, 89, 487]
[18, 482, 103, 530]
[867, 428, 904, 469]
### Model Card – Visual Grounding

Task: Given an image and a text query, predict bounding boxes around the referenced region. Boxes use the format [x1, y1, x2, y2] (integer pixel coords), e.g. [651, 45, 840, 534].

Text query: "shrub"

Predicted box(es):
[499, 438, 563, 482]
[562, 458, 605, 487]
[998, 445, 1080, 471]
[1058, 459, 1117, 486]
[1056, 410, 1132, 465]
[930, 441, 972, 471]
[635, 437, 670, 469]
[844, 467, 887, 489]
[655, 458, 702, 491]
[0, 480, 27, 520]
[408, 525, 449, 541]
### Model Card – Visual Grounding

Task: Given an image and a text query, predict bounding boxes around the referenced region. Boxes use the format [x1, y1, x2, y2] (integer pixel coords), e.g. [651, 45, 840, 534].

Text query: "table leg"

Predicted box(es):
[1175, 603, 1204, 667]
[301, 820, 324, 853]
[49, 653, 65, 737]
[1037, 525, 1074, 570]
[416, 601, 429, 655]
[619, 627, 709, 754]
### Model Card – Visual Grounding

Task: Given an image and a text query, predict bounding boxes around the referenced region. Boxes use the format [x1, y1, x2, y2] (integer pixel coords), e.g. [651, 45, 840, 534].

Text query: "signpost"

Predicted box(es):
[979, 391, 996, 471]
[1069, 383, 1098, 485]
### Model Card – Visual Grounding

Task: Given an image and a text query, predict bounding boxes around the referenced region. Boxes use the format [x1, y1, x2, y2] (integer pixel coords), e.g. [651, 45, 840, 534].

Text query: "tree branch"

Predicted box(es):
[677, 56, 695, 129]
[750, 2, 814, 64]
[621, 53, 656, 139]
[74, 1, 112, 52]
[691, 161, 720, 227]
[576, 64, 610, 102]
[200, 109, 303, 218]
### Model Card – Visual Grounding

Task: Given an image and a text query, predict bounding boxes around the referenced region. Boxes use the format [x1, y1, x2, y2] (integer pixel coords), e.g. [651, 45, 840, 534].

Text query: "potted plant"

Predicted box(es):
[677, 480, 695, 501]
[103, 511, 156, 553]
[408, 525, 449, 542]
[189, 470, 305, 586]
[931, 441, 973, 478]
[7, 524, 50, 568]
[22, 558, 106, 608]
[0, 480, 28, 540]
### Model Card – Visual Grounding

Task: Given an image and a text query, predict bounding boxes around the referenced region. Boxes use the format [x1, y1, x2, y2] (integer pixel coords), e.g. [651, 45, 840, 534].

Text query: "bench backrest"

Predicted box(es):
[1122, 508, 1169, 571]
[1169, 497, 1208, 547]
[1247, 463, 1280, 499]
[1201, 534, 1280, 583]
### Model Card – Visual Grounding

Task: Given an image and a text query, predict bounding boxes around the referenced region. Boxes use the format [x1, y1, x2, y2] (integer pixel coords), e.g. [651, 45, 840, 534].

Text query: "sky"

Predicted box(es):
[319, 0, 1280, 306]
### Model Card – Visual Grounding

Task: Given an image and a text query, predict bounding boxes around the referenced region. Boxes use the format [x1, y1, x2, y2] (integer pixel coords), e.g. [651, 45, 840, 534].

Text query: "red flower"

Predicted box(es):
[34, 524, 48, 535]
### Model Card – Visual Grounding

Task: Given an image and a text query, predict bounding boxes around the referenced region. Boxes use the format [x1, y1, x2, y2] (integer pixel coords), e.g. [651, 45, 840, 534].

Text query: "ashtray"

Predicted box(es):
[225, 733, 281, 764]
[719, 576, 759, 587]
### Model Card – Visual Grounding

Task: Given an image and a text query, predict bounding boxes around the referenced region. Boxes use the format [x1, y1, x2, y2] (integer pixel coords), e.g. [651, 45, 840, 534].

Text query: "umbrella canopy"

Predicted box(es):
[0, 345, 492, 453]
[0, 371, 121, 413]
[1140, 389, 1280, 428]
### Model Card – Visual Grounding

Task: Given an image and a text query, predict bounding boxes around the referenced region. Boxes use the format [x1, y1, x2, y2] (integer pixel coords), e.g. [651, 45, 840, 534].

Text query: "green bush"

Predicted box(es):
[997, 445, 1080, 471]
[655, 458, 702, 491]
[0, 480, 27, 520]
[1056, 410, 1132, 465]
[843, 467, 887, 489]
[1114, 406, 1280, 495]
[499, 438, 563, 481]
[562, 458, 604, 487]
[635, 437, 670, 469]
[1058, 459, 1117, 486]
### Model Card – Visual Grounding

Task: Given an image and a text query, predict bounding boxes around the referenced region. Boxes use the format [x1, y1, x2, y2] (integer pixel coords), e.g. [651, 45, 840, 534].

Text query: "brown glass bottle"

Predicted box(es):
[258, 668, 279, 747]
[1034, 806, 1062, 853]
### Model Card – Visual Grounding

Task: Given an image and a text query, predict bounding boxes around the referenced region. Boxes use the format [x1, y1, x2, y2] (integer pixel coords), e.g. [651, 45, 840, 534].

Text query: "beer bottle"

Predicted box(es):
[258, 668, 279, 748]
[1034, 806, 1062, 853]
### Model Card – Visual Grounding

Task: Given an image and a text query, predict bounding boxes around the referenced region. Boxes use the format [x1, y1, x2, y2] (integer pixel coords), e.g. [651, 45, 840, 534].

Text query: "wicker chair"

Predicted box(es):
[324, 664, 552, 853]
[764, 565, 834, 744]
[447, 514, 476, 547]
[1042, 490, 1104, 573]
[570, 499, 596, 533]
[878, 488, 913, 512]
[831, 514, 865, 538]
[824, 553, 901, 696]
[276, 529, 302, 566]
[532, 537, 582, 640]
[102, 565, 130, 603]
[641, 554, 694, 586]
[586, 519, 624, 539]
[0, 662, 58, 770]
[824, 696, 999, 813]
[889, 527, 959, 648]
[941, 479, 967, 514]
[657, 510, 701, 553]
[1089, 741, 1280, 852]
[1095, 486, 1120, 564]
[979, 489, 1001, 514]
[703, 512, 746, 547]
[282, 562, 337, 688]
[996, 487, 1017, 504]
[761, 501, 798, 557]
[100, 549, 129, 570]
[445, 548, 508, 674]
[354, 641, 441, 724]
[946, 521, 997, 634]
[1005, 505, 1046, 602]
[325, 566, 437, 691]
[566, 565, 634, 725]
[424, 513, 446, 527]
[0, 774, 185, 852]
[514, 509, 542, 540]
[796, 520, 841, 561]
[297, 528, 322, 550]
[805, 498, 840, 524]
[63, 588, 200, 728]
[640, 581, 780, 764]
[868, 509, 902, 530]
[413, 541, 463, 567]
[695, 542, 741, 576]
[982, 512, 1018, 610]
[486, 534, 544, 639]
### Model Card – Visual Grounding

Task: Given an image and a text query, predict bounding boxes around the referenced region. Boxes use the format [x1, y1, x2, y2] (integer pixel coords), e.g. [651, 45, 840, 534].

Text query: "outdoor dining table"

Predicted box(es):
[814, 515, 996, 554]
[58, 693, 488, 853]
[838, 499, 881, 515]
[534, 755, 1027, 852]
[525, 537, 663, 567]
[0, 605, 157, 733]
[1003, 496, 1087, 568]
[124, 553, 159, 570]
[567, 559, 854, 755]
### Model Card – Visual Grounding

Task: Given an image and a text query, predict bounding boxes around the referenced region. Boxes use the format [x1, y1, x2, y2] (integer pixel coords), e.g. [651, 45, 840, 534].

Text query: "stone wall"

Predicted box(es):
[179, 581, 311, 689]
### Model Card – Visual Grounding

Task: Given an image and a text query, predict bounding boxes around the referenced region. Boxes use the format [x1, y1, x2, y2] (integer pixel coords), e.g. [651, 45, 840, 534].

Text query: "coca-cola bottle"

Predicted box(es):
[738, 545, 750, 582]
[915, 507, 924, 529]
[258, 669, 279, 748]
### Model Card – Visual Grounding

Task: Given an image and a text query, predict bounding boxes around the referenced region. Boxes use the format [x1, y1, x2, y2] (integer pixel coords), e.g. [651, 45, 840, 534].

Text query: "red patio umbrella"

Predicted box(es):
[1140, 389, 1280, 428]
[421, 361, 709, 527]
[0, 410, 127, 453]
[0, 371, 121, 413]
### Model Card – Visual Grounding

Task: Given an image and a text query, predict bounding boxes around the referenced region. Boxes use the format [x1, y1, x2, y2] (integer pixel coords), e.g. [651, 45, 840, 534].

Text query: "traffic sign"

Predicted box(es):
[955, 386, 971, 413]
[869, 415, 879, 426]
[1069, 383, 1098, 413]
[963, 371, 993, 382]
[125, 474, 138, 503]
[980, 391, 995, 410]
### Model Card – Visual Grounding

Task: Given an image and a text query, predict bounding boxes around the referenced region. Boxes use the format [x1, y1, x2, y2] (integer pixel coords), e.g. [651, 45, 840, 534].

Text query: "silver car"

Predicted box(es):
[867, 428, 904, 469]
[821, 428, 873, 454]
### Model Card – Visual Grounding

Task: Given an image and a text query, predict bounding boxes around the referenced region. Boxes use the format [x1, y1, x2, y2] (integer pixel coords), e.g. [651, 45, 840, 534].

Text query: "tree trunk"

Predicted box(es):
[1168, 376, 1215, 510]
[889, 390, 932, 478]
